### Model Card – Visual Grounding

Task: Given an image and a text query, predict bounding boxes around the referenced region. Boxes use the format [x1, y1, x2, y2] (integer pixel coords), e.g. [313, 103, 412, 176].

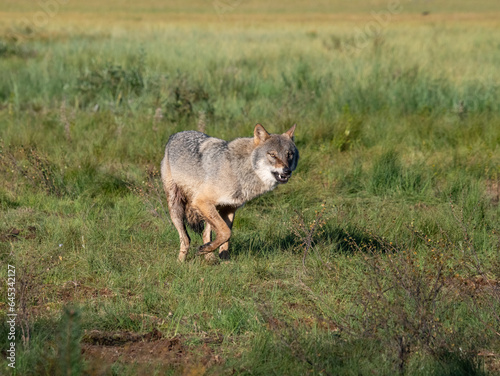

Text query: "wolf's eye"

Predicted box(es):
[268, 152, 277, 158]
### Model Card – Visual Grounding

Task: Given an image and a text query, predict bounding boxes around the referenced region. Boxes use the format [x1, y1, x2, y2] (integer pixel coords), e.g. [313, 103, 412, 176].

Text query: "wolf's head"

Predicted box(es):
[251, 124, 299, 187]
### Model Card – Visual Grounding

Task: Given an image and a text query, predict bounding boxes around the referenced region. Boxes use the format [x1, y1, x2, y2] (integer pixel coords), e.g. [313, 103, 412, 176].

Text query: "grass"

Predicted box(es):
[0, 1, 500, 375]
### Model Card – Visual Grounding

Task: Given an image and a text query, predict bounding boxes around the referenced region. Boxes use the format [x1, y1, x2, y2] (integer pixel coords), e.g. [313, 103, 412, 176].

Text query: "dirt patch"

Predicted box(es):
[448, 275, 500, 295]
[83, 339, 184, 375]
[81, 329, 224, 375]
[82, 337, 183, 363]
[83, 328, 164, 346]
[0, 226, 36, 242]
[58, 281, 116, 302]
[82, 330, 183, 373]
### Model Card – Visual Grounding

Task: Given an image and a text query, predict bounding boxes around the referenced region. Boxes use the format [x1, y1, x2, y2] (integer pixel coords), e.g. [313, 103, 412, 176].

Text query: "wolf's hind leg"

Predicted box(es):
[166, 184, 190, 262]
[172, 214, 190, 262]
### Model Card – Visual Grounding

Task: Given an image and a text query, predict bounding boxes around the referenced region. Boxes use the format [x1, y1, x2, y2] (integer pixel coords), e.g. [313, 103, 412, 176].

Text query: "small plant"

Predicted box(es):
[76, 60, 145, 106]
[353, 234, 452, 373]
[332, 220, 495, 374]
[0, 142, 66, 197]
[17, 267, 39, 349]
[163, 76, 214, 122]
[449, 199, 500, 338]
[290, 202, 327, 268]
[0, 39, 36, 59]
[56, 306, 83, 376]
[322, 34, 359, 53]
[14, 250, 48, 349]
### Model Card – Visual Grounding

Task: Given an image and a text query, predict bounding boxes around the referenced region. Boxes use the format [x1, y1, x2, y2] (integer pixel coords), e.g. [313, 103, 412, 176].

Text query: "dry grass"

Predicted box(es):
[1, 0, 500, 33]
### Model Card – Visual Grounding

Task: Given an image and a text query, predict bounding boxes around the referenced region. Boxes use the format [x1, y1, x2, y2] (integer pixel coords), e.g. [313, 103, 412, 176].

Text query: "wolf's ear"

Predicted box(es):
[254, 124, 271, 146]
[283, 124, 297, 141]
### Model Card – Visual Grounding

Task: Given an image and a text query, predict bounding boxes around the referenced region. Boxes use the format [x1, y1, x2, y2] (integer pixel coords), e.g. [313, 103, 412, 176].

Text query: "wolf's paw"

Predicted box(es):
[178, 252, 187, 262]
[204, 252, 219, 264]
[197, 242, 213, 256]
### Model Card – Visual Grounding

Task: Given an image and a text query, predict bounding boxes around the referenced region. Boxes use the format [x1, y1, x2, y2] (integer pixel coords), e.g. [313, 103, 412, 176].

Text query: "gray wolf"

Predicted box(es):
[161, 124, 299, 261]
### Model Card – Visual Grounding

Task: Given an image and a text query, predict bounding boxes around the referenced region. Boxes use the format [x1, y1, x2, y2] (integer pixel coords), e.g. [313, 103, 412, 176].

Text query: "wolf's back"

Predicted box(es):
[166, 131, 210, 165]
[166, 131, 231, 180]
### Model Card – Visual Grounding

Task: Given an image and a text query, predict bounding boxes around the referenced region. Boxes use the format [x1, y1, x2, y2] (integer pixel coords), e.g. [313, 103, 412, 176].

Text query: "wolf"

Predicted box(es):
[161, 124, 299, 261]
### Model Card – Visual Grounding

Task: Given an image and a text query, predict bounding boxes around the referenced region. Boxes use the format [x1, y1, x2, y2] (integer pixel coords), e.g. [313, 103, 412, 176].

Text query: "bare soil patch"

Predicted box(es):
[0, 226, 36, 242]
[81, 329, 224, 375]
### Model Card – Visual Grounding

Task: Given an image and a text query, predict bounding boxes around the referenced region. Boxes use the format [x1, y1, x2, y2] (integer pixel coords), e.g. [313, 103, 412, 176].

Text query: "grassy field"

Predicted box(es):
[0, 1, 500, 375]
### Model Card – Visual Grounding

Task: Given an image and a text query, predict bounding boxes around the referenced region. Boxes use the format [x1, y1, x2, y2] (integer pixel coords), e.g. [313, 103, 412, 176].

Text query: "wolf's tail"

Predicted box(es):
[167, 182, 204, 234]
[185, 204, 204, 234]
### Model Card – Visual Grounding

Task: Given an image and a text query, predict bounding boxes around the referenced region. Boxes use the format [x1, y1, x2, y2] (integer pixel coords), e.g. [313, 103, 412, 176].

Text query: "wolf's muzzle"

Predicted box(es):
[273, 168, 292, 184]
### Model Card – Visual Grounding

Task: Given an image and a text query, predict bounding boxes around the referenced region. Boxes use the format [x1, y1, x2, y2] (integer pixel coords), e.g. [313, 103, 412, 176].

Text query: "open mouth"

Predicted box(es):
[272, 171, 290, 184]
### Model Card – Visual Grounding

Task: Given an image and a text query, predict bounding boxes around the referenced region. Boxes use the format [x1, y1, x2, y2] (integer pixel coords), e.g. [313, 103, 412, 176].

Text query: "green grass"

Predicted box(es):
[1, 1, 500, 375]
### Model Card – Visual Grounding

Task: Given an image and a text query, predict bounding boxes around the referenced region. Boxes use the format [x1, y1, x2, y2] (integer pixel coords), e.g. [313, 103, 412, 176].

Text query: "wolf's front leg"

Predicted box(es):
[202, 223, 216, 261]
[194, 201, 232, 257]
